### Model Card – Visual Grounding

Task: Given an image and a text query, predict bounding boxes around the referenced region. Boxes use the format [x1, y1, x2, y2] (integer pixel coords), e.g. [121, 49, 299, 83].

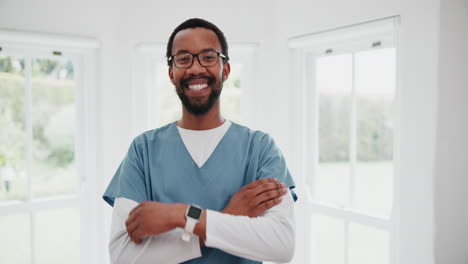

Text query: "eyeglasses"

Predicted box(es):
[168, 50, 226, 68]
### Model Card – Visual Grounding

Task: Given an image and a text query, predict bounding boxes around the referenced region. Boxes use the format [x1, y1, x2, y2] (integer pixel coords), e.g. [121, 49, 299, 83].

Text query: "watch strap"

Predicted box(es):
[182, 219, 197, 242]
[182, 204, 202, 242]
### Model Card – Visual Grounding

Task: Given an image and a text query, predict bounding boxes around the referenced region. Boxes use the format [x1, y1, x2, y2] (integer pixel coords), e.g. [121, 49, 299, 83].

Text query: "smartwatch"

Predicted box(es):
[182, 204, 203, 242]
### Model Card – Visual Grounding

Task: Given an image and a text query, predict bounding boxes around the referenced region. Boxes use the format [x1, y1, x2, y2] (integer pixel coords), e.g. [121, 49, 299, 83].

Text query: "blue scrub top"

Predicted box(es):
[103, 121, 297, 263]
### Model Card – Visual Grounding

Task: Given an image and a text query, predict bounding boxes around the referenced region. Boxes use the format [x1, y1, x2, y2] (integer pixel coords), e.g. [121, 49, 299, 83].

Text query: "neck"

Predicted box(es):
[177, 101, 225, 130]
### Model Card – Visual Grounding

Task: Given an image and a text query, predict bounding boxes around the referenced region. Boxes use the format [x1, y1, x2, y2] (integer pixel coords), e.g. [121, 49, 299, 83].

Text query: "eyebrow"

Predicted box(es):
[173, 48, 218, 55]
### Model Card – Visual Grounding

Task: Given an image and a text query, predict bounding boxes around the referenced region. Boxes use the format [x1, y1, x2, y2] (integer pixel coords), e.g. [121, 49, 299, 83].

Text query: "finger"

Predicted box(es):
[252, 197, 283, 217]
[126, 218, 140, 239]
[129, 206, 138, 216]
[253, 182, 286, 196]
[131, 232, 140, 244]
[129, 202, 145, 216]
[128, 224, 138, 243]
[253, 187, 287, 206]
[127, 205, 144, 226]
[131, 227, 145, 245]
[256, 196, 283, 213]
[129, 229, 140, 244]
[129, 207, 138, 216]
[243, 178, 278, 190]
[126, 212, 137, 229]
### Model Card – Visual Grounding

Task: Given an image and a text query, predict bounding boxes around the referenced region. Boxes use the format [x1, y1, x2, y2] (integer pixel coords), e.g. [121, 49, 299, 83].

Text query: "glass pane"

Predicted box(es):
[349, 222, 390, 264]
[31, 58, 77, 198]
[157, 63, 243, 126]
[157, 63, 180, 126]
[0, 55, 27, 202]
[35, 208, 80, 264]
[0, 213, 31, 264]
[316, 54, 352, 206]
[316, 162, 350, 206]
[354, 162, 393, 217]
[220, 63, 242, 124]
[310, 214, 345, 264]
[354, 48, 395, 217]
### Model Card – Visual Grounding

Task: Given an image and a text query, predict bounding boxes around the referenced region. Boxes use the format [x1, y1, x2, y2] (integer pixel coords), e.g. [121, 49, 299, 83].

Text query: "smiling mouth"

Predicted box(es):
[188, 83, 208, 90]
[181, 76, 214, 92]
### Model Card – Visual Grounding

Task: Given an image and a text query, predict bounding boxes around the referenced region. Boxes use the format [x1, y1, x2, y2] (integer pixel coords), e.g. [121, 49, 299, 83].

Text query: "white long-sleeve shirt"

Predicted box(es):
[109, 191, 295, 264]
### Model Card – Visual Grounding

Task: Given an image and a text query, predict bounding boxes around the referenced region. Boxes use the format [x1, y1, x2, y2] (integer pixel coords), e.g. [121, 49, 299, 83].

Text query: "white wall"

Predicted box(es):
[434, 0, 468, 263]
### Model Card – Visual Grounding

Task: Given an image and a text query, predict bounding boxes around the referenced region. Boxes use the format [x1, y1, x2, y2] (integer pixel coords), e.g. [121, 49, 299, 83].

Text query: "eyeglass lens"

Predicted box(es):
[174, 51, 219, 68]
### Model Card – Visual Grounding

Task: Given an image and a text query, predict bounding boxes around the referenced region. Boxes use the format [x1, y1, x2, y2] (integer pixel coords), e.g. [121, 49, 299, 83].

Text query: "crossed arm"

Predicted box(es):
[109, 178, 295, 263]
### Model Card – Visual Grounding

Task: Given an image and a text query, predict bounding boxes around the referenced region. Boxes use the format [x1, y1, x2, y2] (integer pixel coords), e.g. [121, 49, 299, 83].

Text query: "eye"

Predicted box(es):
[203, 55, 216, 61]
[175, 54, 191, 64]
[201, 52, 217, 62]
[176, 57, 189, 62]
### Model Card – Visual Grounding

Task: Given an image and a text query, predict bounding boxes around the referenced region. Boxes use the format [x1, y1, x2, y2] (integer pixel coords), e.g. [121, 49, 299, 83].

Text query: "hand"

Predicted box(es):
[125, 201, 185, 244]
[222, 178, 288, 218]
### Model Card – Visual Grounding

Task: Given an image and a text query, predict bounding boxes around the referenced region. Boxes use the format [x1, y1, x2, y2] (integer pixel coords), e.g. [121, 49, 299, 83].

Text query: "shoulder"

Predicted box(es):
[130, 122, 175, 150]
[229, 122, 276, 149]
[230, 121, 267, 139]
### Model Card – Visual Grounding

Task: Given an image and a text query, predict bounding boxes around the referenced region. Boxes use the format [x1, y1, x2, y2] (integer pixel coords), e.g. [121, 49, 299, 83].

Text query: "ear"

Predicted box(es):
[168, 66, 175, 85]
[222, 62, 231, 82]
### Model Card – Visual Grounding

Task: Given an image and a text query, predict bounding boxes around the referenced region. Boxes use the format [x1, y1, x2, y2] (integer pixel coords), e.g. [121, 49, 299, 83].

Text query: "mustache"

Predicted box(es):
[180, 75, 215, 88]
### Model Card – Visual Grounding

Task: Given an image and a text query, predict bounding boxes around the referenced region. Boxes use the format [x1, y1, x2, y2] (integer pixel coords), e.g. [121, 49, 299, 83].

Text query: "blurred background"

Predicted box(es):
[0, 0, 467, 263]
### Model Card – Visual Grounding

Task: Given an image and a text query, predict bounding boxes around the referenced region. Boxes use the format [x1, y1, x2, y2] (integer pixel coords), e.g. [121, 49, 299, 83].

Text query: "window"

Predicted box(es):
[0, 54, 79, 264]
[289, 17, 399, 264]
[0, 30, 100, 264]
[132, 43, 257, 134]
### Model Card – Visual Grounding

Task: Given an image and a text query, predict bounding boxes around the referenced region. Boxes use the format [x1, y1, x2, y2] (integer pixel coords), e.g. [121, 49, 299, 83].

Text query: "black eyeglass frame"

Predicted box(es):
[168, 50, 227, 68]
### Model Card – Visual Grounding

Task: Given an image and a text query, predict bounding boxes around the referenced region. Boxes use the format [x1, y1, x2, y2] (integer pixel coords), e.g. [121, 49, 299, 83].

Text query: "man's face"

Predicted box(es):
[169, 27, 230, 115]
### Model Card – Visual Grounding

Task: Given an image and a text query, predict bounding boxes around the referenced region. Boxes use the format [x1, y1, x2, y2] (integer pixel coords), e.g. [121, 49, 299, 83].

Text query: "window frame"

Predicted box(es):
[0, 29, 101, 264]
[288, 16, 401, 264]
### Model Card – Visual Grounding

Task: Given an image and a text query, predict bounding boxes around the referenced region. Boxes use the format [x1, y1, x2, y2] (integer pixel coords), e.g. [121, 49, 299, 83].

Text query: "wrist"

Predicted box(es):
[171, 203, 188, 229]
[181, 204, 205, 242]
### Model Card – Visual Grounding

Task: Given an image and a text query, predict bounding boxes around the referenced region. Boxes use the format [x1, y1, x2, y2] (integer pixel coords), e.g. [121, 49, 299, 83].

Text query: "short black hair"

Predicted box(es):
[166, 18, 229, 66]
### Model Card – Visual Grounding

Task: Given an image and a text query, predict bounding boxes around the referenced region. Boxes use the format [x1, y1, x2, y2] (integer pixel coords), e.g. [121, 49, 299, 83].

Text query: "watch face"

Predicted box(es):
[187, 205, 202, 219]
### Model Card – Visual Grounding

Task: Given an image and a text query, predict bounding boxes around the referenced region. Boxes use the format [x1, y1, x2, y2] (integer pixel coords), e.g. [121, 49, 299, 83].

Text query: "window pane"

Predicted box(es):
[310, 214, 345, 264]
[0, 55, 27, 202]
[220, 63, 242, 124]
[35, 208, 80, 264]
[354, 162, 393, 217]
[157, 63, 180, 126]
[157, 63, 243, 126]
[349, 222, 390, 264]
[354, 48, 395, 217]
[316, 54, 352, 206]
[316, 162, 350, 206]
[31, 58, 76, 198]
[0, 213, 31, 264]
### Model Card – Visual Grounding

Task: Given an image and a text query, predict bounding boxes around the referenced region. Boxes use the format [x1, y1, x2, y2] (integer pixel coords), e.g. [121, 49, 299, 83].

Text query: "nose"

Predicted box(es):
[186, 56, 207, 75]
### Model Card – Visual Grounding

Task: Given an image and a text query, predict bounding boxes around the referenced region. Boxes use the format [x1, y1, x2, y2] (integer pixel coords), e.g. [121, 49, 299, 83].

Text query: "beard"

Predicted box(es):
[176, 75, 223, 115]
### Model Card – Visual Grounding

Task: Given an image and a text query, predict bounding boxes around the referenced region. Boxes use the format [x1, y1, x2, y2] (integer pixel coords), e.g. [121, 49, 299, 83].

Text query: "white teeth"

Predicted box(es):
[188, 83, 208, 90]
